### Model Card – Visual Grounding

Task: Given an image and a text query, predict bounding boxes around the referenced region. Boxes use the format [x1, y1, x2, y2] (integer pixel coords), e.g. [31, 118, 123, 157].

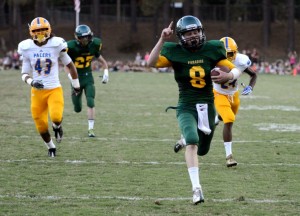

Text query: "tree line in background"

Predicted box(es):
[0, 0, 299, 57]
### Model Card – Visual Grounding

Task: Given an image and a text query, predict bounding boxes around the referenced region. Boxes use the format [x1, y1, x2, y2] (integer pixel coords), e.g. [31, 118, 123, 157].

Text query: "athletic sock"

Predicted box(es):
[88, 119, 94, 130]
[224, 142, 232, 157]
[188, 167, 201, 190]
[44, 139, 56, 149]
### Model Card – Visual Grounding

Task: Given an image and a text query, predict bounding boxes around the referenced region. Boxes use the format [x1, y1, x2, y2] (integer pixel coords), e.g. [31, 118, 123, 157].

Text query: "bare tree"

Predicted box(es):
[162, 0, 170, 27]
[116, 0, 121, 22]
[34, 0, 47, 18]
[225, 0, 231, 36]
[192, 0, 200, 18]
[130, 0, 137, 33]
[263, 0, 271, 49]
[287, 0, 295, 52]
[92, 0, 100, 36]
[0, 0, 8, 27]
[183, 0, 191, 15]
[140, 0, 165, 44]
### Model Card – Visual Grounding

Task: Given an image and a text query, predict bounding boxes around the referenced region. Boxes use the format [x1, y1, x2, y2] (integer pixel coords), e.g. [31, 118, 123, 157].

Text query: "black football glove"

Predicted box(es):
[31, 80, 44, 89]
[72, 87, 81, 96]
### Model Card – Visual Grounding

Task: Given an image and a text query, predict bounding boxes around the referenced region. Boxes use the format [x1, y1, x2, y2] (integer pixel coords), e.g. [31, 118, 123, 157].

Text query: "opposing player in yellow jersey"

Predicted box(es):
[214, 37, 257, 167]
[18, 17, 80, 157]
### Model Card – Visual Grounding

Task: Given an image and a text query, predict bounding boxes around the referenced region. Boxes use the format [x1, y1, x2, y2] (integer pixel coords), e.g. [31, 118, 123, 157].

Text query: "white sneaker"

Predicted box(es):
[193, 187, 205, 205]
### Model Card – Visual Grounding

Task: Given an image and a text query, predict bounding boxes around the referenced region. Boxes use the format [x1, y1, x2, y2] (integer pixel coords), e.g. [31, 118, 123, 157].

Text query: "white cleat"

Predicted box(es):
[193, 187, 205, 205]
[226, 154, 238, 167]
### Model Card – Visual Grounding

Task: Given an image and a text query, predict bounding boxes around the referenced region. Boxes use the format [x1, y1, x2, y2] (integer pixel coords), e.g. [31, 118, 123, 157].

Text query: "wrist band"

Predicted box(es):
[71, 78, 80, 89]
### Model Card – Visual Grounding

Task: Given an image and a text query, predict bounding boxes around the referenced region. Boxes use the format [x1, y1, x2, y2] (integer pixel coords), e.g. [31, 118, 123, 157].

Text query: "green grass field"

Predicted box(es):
[1, 69, 300, 216]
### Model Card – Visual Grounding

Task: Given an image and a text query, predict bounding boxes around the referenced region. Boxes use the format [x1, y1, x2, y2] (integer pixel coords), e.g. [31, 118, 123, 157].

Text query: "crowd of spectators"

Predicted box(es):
[1, 48, 299, 76]
[244, 49, 300, 76]
[0, 50, 21, 70]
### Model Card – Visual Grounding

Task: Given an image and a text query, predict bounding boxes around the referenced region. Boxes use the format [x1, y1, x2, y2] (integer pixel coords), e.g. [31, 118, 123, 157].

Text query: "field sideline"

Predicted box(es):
[1, 69, 300, 215]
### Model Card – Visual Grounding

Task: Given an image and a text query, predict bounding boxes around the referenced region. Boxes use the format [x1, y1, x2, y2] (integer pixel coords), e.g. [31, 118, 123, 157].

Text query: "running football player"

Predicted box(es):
[66, 25, 109, 137]
[18, 17, 80, 157]
[214, 37, 257, 167]
[147, 15, 241, 205]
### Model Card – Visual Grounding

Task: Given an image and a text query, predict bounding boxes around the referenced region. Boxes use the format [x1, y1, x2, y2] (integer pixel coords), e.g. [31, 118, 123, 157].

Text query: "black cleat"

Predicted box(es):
[53, 125, 63, 143]
[174, 136, 186, 153]
[174, 140, 185, 153]
[48, 148, 56, 157]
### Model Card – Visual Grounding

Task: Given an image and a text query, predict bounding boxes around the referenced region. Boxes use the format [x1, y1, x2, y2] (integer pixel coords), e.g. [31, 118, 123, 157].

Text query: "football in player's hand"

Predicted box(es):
[211, 66, 230, 76]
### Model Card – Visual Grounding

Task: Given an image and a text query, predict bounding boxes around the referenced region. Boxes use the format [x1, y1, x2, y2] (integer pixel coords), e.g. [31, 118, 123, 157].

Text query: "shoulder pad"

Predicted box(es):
[235, 53, 251, 68]
[91, 37, 102, 49]
[46, 37, 67, 47]
[205, 40, 224, 48]
[67, 40, 77, 45]
[66, 40, 77, 49]
[18, 39, 34, 52]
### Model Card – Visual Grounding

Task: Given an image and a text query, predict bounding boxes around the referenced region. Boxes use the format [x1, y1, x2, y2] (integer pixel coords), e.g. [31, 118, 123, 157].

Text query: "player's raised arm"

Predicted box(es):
[147, 21, 173, 67]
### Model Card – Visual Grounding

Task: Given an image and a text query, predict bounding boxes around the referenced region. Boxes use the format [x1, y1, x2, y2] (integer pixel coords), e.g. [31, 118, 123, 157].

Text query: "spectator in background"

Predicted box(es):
[12, 49, 20, 69]
[3, 54, 12, 70]
[134, 52, 142, 65]
[296, 63, 300, 75]
[245, 49, 252, 58]
[250, 48, 259, 64]
[142, 51, 150, 67]
[288, 50, 297, 69]
[144, 52, 150, 62]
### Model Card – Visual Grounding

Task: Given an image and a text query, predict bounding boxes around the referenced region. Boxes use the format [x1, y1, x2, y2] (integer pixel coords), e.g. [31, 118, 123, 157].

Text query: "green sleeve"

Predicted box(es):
[91, 37, 102, 58]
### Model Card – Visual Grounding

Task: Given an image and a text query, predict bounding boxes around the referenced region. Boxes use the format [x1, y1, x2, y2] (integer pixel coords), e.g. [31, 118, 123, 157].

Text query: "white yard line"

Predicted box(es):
[0, 159, 299, 167]
[0, 194, 294, 203]
[5, 135, 300, 144]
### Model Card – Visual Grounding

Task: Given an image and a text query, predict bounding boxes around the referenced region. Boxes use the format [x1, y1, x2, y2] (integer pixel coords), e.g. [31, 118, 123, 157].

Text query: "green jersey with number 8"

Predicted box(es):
[160, 40, 226, 105]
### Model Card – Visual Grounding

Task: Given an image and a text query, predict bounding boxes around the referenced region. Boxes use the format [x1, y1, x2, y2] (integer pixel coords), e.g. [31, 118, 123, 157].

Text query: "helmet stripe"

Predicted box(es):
[36, 17, 40, 25]
[225, 37, 229, 49]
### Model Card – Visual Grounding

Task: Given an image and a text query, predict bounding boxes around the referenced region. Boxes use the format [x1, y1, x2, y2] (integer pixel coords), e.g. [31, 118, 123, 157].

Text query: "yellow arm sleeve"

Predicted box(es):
[155, 55, 172, 68]
[216, 59, 235, 70]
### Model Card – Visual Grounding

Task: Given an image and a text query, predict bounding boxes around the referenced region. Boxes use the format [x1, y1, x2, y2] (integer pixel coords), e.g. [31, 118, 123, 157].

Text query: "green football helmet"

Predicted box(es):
[175, 15, 206, 50]
[74, 24, 93, 46]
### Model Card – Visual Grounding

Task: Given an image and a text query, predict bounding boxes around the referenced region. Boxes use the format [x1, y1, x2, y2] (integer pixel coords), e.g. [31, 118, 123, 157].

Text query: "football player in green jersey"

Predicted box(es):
[66, 25, 109, 137]
[147, 15, 242, 205]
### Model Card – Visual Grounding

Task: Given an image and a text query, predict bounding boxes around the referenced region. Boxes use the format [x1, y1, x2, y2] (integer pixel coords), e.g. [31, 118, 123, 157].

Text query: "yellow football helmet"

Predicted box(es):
[29, 17, 52, 43]
[220, 37, 238, 62]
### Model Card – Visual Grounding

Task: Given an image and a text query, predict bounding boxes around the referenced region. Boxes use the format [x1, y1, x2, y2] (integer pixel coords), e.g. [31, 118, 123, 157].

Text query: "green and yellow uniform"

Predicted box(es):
[67, 37, 102, 112]
[157, 40, 232, 156]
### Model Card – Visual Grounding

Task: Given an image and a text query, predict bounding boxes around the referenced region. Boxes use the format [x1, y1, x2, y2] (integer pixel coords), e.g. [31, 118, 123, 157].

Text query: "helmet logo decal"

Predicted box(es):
[186, 24, 197, 30]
